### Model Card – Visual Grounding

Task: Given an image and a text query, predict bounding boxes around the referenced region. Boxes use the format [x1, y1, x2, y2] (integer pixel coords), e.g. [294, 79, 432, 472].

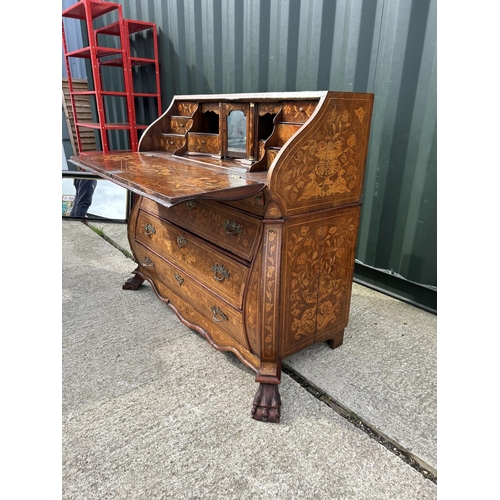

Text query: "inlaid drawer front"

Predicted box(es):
[170, 116, 193, 134]
[282, 101, 318, 122]
[136, 210, 249, 309]
[267, 148, 280, 168]
[176, 101, 198, 116]
[158, 133, 185, 152]
[223, 191, 267, 217]
[190, 287, 249, 351]
[134, 244, 190, 301]
[187, 133, 219, 154]
[140, 198, 262, 261]
[275, 123, 302, 146]
[134, 244, 249, 350]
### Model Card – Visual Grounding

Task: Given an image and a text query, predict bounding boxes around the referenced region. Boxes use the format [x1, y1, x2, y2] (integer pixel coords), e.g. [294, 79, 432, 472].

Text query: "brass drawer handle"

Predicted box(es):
[185, 200, 197, 210]
[177, 235, 187, 248]
[142, 256, 154, 268]
[223, 220, 242, 235]
[212, 263, 230, 282]
[174, 273, 184, 285]
[210, 306, 228, 322]
[144, 223, 156, 236]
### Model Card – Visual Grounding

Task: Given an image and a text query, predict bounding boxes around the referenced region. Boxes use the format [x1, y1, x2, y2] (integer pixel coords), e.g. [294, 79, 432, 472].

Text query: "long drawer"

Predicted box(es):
[140, 197, 262, 262]
[133, 243, 250, 351]
[136, 210, 249, 309]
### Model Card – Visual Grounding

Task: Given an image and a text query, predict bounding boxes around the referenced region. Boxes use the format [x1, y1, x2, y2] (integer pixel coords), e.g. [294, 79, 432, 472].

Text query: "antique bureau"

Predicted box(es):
[70, 91, 374, 423]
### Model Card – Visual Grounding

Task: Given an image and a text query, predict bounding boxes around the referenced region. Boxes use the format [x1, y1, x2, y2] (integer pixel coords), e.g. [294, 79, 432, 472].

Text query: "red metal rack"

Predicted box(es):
[95, 19, 162, 138]
[62, 0, 162, 154]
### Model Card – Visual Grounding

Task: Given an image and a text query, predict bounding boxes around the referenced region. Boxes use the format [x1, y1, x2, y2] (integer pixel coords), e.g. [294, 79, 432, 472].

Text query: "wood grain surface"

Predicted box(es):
[70, 151, 266, 207]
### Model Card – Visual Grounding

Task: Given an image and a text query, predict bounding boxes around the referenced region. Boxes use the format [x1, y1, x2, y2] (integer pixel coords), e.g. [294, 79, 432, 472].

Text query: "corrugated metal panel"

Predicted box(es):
[62, 0, 437, 292]
[356, 0, 437, 290]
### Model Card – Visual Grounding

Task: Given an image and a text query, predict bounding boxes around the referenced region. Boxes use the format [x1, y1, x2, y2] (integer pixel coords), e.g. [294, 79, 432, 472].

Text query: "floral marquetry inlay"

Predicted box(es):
[281, 208, 360, 357]
[354, 107, 365, 124]
[271, 97, 371, 215]
[177, 102, 198, 116]
[265, 201, 282, 219]
[261, 226, 282, 361]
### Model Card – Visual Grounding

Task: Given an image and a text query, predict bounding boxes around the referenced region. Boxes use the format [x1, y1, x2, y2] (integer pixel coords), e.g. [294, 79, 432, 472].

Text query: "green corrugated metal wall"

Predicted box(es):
[89, 0, 437, 304]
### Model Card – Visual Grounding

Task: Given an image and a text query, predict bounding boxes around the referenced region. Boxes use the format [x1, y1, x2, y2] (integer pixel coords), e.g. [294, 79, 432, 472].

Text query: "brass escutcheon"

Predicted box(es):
[174, 274, 184, 285]
[210, 305, 228, 322]
[185, 200, 197, 210]
[211, 263, 230, 282]
[177, 235, 187, 248]
[144, 223, 156, 236]
[223, 220, 242, 235]
[142, 256, 154, 267]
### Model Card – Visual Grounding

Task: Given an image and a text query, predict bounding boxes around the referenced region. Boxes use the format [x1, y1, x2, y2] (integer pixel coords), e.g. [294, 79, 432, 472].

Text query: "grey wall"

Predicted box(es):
[62, 0, 437, 295]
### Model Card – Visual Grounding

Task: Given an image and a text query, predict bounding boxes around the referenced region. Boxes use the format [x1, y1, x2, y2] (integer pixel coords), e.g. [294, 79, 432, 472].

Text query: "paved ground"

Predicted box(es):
[62, 220, 437, 499]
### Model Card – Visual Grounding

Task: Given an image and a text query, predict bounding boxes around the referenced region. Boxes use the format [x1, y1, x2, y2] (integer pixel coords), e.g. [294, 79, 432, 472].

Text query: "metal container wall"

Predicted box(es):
[62, 0, 87, 79]
[63, 0, 437, 293]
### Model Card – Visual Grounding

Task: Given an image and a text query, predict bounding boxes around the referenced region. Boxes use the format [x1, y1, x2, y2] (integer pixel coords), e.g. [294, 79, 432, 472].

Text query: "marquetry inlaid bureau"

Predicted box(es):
[70, 91, 374, 423]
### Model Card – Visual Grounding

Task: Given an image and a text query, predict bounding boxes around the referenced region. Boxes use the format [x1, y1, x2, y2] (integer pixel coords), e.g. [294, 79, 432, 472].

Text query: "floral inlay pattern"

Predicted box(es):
[354, 107, 365, 124]
[284, 212, 358, 348]
[177, 102, 198, 116]
[262, 228, 280, 360]
[277, 100, 367, 211]
[187, 133, 219, 154]
[258, 103, 282, 116]
[245, 249, 262, 356]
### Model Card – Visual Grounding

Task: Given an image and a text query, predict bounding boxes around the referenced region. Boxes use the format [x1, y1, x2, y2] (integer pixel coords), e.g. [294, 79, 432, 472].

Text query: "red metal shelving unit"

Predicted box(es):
[96, 18, 162, 137]
[62, 0, 162, 154]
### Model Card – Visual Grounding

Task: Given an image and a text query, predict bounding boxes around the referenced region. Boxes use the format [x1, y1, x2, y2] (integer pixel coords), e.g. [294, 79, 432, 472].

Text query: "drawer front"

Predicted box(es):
[158, 133, 185, 152]
[134, 244, 249, 350]
[136, 211, 248, 309]
[170, 117, 193, 134]
[267, 148, 280, 168]
[176, 101, 198, 116]
[141, 197, 262, 262]
[222, 191, 267, 217]
[282, 101, 318, 122]
[187, 133, 219, 154]
[275, 122, 302, 146]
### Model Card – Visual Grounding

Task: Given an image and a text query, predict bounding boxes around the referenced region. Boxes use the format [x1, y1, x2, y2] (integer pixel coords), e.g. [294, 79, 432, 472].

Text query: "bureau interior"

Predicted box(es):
[139, 97, 321, 172]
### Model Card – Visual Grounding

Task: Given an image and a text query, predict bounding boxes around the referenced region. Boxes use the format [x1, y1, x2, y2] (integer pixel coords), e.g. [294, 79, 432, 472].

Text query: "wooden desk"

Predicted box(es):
[70, 91, 374, 423]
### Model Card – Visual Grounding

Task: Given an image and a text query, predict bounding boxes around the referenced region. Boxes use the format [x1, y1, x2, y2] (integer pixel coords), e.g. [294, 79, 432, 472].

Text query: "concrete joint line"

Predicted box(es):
[282, 362, 437, 485]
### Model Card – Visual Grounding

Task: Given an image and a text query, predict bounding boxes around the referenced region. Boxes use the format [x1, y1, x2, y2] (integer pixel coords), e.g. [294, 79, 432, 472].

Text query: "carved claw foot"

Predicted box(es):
[251, 383, 281, 423]
[122, 273, 145, 290]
